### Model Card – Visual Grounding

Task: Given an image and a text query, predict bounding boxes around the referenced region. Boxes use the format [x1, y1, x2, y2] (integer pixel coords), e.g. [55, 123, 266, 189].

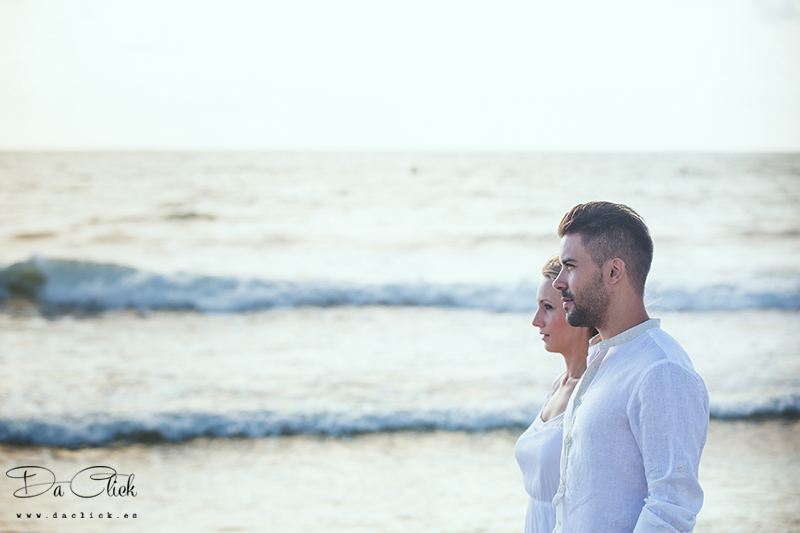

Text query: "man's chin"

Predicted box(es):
[566, 310, 590, 329]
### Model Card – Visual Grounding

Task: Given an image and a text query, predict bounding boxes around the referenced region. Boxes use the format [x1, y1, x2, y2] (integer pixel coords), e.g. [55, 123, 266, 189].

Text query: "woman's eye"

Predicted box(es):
[544, 304, 553, 310]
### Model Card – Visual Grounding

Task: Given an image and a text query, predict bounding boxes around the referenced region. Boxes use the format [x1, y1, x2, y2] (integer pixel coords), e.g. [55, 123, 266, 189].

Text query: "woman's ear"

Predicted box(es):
[606, 258, 626, 286]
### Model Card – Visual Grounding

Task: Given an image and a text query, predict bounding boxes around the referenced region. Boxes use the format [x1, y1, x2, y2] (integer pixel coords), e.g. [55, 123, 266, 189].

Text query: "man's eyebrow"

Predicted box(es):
[560, 256, 576, 264]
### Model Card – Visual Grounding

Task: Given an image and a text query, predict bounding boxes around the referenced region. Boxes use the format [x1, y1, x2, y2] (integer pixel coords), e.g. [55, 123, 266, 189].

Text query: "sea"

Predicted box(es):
[0, 152, 798, 533]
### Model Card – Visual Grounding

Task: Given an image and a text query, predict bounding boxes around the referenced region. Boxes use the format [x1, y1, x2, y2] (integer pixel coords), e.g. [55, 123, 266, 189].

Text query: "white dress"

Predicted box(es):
[514, 390, 564, 533]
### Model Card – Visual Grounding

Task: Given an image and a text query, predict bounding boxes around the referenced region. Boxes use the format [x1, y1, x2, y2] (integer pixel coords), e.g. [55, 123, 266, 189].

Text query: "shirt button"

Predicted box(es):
[575, 399, 581, 406]
[564, 437, 571, 444]
[679, 465, 685, 470]
[560, 478, 565, 485]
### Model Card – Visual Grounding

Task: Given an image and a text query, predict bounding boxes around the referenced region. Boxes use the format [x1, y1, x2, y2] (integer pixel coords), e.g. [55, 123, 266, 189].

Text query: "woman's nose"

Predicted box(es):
[532, 310, 544, 327]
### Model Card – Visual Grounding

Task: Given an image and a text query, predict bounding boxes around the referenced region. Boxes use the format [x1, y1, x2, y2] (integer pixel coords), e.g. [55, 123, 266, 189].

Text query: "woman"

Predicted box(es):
[514, 256, 596, 533]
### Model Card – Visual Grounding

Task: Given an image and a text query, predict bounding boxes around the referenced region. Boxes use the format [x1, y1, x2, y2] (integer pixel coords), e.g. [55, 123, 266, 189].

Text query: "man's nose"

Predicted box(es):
[553, 270, 567, 292]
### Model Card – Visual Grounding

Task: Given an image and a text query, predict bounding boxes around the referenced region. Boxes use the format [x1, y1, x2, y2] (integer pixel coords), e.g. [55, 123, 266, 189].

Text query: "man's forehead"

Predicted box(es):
[558, 234, 588, 259]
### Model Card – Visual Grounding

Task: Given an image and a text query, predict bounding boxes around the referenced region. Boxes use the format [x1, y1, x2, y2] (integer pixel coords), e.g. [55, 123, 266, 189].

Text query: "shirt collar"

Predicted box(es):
[597, 318, 661, 349]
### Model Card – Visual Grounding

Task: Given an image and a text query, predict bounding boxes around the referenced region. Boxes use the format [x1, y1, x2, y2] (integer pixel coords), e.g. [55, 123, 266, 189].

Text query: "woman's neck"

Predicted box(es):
[562, 345, 588, 380]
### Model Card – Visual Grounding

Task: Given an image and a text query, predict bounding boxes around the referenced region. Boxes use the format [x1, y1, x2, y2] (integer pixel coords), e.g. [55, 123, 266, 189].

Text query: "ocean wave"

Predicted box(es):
[0, 256, 798, 313]
[0, 407, 536, 448]
[1, 398, 797, 448]
[709, 394, 800, 421]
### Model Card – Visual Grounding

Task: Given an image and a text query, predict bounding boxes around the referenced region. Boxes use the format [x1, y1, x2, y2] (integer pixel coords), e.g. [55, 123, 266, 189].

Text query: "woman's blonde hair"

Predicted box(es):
[541, 255, 562, 281]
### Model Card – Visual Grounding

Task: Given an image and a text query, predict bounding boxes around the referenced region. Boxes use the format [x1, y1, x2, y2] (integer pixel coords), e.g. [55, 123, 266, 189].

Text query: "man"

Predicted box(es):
[550, 201, 709, 533]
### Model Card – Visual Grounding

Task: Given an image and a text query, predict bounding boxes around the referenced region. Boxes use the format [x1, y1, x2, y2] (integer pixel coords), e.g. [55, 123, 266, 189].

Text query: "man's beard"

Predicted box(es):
[562, 273, 610, 330]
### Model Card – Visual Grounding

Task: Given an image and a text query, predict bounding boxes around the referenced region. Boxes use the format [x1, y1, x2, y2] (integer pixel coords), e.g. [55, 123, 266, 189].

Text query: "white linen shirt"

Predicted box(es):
[552, 319, 709, 533]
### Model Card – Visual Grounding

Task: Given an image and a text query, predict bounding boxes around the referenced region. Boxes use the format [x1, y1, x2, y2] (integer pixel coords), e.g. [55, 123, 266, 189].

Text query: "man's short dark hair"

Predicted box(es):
[557, 201, 653, 295]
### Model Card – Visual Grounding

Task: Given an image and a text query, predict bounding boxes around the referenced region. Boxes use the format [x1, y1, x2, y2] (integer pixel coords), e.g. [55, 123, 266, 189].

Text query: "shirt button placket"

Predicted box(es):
[556, 344, 608, 526]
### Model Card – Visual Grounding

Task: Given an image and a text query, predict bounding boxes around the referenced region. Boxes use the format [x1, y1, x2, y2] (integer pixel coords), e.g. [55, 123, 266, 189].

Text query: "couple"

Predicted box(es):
[515, 202, 710, 533]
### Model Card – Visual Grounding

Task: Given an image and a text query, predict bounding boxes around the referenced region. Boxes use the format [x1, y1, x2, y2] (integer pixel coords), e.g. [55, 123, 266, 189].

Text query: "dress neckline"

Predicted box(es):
[534, 409, 565, 430]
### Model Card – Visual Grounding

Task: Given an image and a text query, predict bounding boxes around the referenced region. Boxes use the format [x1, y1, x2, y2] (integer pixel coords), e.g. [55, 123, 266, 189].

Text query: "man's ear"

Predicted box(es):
[606, 258, 626, 286]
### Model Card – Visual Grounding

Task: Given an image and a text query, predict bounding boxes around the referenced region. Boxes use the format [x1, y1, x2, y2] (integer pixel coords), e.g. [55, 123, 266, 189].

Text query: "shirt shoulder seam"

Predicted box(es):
[625, 332, 701, 410]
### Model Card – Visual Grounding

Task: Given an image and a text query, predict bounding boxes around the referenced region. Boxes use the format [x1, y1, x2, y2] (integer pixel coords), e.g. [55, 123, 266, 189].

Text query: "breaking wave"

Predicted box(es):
[1, 396, 797, 448]
[1, 257, 798, 313]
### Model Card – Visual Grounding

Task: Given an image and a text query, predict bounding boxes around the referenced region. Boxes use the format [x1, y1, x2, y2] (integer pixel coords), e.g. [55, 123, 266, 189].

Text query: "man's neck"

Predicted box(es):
[598, 300, 650, 340]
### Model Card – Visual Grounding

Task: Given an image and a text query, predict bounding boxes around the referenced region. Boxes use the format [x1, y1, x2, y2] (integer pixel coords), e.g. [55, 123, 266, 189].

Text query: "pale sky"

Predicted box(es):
[1, 0, 799, 151]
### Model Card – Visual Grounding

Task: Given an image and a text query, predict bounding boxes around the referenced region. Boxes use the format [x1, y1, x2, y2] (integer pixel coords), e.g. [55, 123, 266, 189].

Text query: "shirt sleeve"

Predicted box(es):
[627, 361, 710, 533]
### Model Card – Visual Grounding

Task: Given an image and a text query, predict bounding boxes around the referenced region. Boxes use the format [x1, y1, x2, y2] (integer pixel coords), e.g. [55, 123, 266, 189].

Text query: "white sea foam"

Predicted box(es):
[1, 256, 798, 313]
[1, 396, 796, 448]
[0, 256, 798, 313]
[708, 394, 800, 420]
[0, 407, 536, 448]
